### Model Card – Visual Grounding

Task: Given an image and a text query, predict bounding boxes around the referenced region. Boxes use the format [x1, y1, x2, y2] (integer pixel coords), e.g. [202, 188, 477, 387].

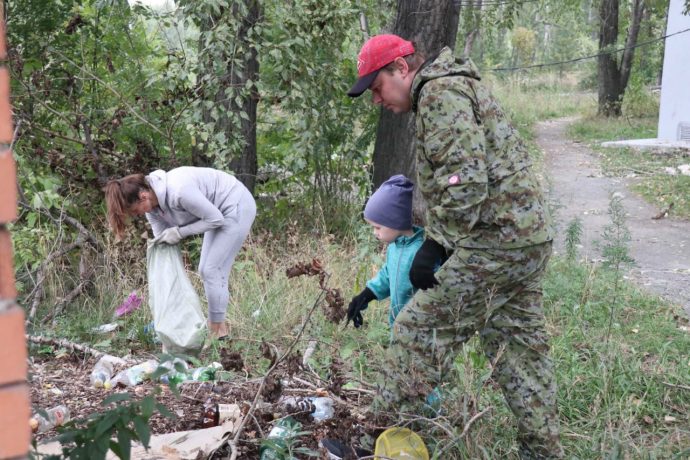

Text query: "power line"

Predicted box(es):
[459, 0, 541, 6]
[487, 26, 690, 72]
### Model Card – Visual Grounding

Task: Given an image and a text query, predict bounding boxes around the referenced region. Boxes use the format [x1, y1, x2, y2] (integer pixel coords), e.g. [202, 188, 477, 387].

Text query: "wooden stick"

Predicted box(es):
[663, 381, 690, 391]
[26, 334, 106, 360]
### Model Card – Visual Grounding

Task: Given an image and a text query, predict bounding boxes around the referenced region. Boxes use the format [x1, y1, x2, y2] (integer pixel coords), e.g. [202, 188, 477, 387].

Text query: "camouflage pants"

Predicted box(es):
[375, 241, 563, 459]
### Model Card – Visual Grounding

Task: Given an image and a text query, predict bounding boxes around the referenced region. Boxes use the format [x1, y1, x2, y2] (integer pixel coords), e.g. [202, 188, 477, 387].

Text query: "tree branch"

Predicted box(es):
[27, 334, 107, 360]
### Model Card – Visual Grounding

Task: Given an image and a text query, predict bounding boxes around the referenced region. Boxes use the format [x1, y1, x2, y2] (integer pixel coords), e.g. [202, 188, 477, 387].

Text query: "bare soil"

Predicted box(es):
[539, 117, 690, 317]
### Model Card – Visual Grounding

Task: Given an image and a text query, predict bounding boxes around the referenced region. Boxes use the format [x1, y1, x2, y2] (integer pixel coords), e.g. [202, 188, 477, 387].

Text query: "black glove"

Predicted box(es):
[346, 287, 376, 328]
[410, 238, 448, 290]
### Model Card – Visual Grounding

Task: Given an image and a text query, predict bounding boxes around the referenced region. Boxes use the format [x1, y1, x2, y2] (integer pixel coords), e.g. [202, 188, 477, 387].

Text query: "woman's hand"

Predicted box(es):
[157, 226, 183, 245]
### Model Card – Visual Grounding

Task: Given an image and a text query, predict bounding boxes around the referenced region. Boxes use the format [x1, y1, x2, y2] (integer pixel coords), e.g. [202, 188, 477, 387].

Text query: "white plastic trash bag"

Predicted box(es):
[147, 241, 206, 355]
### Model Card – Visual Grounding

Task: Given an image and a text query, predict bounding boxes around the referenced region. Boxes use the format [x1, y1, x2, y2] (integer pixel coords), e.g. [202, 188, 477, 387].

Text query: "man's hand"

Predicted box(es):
[156, 226, 183, 245]
[409, 238, 448, 290]
[346, 287, 376, 328]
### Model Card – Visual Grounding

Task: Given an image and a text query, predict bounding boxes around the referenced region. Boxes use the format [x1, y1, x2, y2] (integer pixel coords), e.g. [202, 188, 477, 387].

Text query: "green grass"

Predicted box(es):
[544, 257, 690, 459]
[568, 116, 690, 219]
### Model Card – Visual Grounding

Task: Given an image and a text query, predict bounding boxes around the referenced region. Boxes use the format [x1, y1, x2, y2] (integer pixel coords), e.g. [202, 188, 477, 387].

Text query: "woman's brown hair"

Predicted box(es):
[103, 173, 150, 238]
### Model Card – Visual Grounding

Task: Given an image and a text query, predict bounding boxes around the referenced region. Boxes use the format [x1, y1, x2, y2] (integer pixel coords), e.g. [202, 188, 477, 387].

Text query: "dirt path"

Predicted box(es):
[538, 117, 690, 317]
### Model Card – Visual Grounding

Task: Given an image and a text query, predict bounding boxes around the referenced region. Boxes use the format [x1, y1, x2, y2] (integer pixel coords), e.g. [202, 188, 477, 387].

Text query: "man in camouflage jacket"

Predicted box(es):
[348, 34, 563, 459]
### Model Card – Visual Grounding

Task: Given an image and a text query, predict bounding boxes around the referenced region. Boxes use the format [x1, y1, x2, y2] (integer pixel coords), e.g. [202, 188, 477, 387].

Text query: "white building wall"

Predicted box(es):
[658, 0, 690, 141]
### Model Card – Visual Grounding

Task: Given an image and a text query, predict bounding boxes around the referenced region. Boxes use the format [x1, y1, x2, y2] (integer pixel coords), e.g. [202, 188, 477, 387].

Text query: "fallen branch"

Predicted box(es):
[460, 406, 492, 438]
[663, 381, 690, 391]
[434, 406, 493, 459]
[26, 334, 106, 360]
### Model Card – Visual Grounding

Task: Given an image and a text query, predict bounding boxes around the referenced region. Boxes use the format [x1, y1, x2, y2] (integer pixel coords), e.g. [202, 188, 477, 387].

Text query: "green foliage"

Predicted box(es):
[42, 393, 172, 460]
[254, 0, 379, 233]
[511, 27, 536, 66]
[622, 73, 660, 118]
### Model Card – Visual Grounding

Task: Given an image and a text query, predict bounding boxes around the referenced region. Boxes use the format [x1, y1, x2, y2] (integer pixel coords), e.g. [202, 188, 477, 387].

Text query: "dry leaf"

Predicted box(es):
[643, 415, 654, 425]
[664, 416, 677, 423]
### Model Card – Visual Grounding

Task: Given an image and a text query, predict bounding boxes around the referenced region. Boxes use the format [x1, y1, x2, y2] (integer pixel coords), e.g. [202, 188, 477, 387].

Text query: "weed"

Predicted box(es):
[565, 217, 583, 262]
[600, 194, 634, 352]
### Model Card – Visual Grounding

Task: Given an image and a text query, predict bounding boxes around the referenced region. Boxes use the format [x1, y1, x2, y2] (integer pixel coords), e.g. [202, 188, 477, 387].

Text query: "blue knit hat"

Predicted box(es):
[363, 175, 414, 230]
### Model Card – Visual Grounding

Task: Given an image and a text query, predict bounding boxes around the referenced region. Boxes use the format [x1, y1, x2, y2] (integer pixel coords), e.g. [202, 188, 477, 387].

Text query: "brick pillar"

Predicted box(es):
[0, 9, 30, 460]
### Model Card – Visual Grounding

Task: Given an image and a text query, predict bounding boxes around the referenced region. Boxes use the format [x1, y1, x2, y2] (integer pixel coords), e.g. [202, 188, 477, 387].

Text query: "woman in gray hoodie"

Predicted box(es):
[104, 166, 256, 339]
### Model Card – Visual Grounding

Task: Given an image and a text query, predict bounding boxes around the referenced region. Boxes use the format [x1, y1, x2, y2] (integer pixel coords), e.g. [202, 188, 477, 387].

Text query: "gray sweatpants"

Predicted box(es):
[198, 186, 256, 322]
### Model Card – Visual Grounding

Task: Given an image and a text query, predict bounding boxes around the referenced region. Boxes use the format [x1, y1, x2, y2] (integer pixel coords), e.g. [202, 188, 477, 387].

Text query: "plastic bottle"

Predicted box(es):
[30, 405, 71, 433]
[279, 396, 315, 414]
[159, 358, 190, 386]
[309, 397, 334, 421]
[191, 362, 223, 381]
[277, 396, 334, 421]
[110, 359, 158, 387]
[89, 355, 125, 389]
[259, 416, 302, 460]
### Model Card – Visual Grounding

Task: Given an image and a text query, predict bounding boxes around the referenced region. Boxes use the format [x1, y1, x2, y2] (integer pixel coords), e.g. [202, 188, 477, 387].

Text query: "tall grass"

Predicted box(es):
[491, 72, 596, 140]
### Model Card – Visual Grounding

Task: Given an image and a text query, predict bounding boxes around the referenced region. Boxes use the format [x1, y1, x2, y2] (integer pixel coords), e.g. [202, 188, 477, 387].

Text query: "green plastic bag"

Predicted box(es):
[147, 242, 206, 355]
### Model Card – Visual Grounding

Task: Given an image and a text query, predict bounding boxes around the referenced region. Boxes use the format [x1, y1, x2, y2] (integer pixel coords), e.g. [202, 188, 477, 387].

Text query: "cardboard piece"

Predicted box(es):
[37, 411, 242, 459]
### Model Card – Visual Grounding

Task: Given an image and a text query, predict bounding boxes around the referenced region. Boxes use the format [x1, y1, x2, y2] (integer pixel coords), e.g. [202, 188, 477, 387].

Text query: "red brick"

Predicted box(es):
[0, 307, 27, 386]
[0, 383, 30, 459]
[0, 152, 18, 224]
[0, 68, 12, 141]
[0, 230, 16, 299]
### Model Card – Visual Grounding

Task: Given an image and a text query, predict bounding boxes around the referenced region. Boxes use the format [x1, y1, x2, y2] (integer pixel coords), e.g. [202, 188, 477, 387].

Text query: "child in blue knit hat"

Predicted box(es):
[346, 175, 435, 329]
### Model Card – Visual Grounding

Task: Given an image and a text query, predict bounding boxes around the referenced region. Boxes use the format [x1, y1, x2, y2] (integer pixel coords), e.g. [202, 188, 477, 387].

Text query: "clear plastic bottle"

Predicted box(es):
[89, 355, 125, 389]
[110, 359, 158, 387]
[309, 397, 334, 421]
[30, 405, 71, 433]
[259, 416, 302, 460]
[279, 396, 315, 414]
[190, 362, 223, 381]
[278, 396, 334, 421]
[159, 358, 190, 386]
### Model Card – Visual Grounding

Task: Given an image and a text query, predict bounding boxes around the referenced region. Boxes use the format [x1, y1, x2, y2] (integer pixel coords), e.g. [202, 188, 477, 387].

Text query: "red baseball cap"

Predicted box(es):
[347, 34, 415, 97]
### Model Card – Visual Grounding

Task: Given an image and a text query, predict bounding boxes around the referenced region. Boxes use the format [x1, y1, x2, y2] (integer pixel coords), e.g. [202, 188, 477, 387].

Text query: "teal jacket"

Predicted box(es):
[366, 226, 424, 326]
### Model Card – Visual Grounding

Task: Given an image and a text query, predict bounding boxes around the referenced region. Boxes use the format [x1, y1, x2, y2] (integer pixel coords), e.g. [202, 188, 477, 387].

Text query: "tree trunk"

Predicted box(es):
[597, 0, 622, 116]
[191, 0, 261, 193]
[228, 0, 261, 192]
[619, 0, 645, 92]
[372, 0, 462, 222]
[597, 0, 646, 117]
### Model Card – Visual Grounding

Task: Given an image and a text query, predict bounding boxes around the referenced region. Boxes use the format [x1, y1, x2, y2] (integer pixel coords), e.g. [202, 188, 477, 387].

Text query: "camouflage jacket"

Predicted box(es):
[411, 47, 554, 250]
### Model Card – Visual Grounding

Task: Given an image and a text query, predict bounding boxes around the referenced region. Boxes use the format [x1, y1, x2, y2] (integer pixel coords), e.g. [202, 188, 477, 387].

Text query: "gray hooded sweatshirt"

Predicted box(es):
[145, 167, 248, 238]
